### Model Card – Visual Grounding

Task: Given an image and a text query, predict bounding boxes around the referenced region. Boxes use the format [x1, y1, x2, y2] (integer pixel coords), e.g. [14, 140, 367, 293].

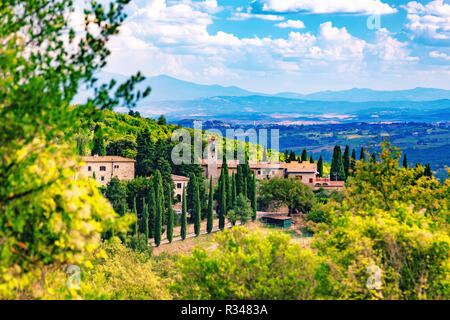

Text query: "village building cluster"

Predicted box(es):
[80, 155, 343, 192]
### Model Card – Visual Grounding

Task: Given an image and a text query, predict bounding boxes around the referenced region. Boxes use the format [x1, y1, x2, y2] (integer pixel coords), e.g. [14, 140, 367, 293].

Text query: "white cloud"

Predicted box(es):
[404, 0, 450, 45]
[370, 28, 418, 61]
[430, 50, 450, 60]
[275, 20, 306, 29]
[229, 12, 284, 21]
[252, 0, 397, 15]
[105, 0, 421, 90]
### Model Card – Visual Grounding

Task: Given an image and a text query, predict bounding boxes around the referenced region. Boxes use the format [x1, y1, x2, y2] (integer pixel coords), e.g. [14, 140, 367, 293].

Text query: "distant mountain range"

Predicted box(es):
[75, 72, 450, 102]
[73, 72, 450, 124]
[274, 87, 450, 102]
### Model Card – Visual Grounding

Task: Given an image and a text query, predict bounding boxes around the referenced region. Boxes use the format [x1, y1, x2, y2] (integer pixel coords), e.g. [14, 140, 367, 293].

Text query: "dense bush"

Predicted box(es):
[177, 227, 330, 300]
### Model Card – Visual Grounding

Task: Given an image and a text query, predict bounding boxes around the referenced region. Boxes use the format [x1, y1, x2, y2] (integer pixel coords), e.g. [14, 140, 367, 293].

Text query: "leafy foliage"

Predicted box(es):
[178, 227, 328, 300]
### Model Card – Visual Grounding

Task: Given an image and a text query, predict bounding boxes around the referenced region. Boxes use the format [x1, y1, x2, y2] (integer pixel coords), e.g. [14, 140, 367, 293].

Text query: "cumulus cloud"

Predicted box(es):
[403, 0, 450, 45]
[251, 0, 397, 15]
[105, 0, 418, 88]
[430, 50, 450, 60]
[229, 12, 284, 21]
[275, 20, 306, 29]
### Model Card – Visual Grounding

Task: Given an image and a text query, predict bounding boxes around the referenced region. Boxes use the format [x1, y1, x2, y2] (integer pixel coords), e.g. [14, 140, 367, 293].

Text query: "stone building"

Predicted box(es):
[199, 136, 344, 190]
[80, 155, 135, 186]
[284, 161, 318, 187]
[172, 174, 190, 203]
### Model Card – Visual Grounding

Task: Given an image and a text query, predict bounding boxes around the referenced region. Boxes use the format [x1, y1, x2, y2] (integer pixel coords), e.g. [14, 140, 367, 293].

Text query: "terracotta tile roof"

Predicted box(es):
[171, 174, 190, 182]
[284, 161, 317, 173]
[82, 155, 136, 162]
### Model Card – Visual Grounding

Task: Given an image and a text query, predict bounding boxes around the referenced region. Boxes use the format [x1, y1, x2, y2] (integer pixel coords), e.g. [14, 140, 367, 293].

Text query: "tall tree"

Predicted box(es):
[181, 187, 187, 240]
[371, 152, 377, 163]
[142, 200, 149, 241]
[250, 173, 257, 221]
[132, 197, 138, 235]
[301, 149, 308, 162]
[360, 147, 366, 162]
[193, 173, 201, 237]
[135, 128, 154, 177]
[207, 178, 214, 234]
[290, 150, 297, 162]
[154, 170, 163, 246]
[403, 154, 408, 169]
[219, 176, 227, 230]
[350, 149, 356, 175]
[105, 177, 127, 214]
[424, 164, 432, 177]
[343, 145, 350, 180]
[236, 165, 244, 196]
[309, 155, 314, 163]
[232, 173, 237, 205]
[167, 189, 174, 243]
[317, 156, 324, 178]
[331, 146, 345, 181]
[147, 182, 156, 238]
[91, 124, 106, 156]
[157, 115, 167, 126]
[186, 172, 196, 215]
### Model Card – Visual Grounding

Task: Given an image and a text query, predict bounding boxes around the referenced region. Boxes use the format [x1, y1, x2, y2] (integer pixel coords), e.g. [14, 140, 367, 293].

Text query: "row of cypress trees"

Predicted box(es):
[132, 169, 174, 246]
[216, 156, 257, 228]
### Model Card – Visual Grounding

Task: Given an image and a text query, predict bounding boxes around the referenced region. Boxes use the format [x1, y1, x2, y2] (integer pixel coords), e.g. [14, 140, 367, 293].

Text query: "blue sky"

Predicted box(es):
[100, 0, 450, 93]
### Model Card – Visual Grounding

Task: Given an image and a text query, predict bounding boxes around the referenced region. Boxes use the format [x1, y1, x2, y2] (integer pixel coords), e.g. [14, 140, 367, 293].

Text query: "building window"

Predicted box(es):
[100, 166, 106, 171]
[177, 183, 182, 189]
[101, 176, 105, 181]
[309, 178, 313, 183]
[88, 166, 91, 171]
[176, 194, 181, 202]
[114, 165, 119, 169]
[258, 170, 261, 175]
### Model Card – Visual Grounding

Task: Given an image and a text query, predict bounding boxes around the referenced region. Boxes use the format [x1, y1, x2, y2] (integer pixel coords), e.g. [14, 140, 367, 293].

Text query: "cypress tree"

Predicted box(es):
[250, 173, 257, 221]
[193, 174, 201, 237]
[142, 199, 149, 241]
[154, 170, 163, 246]
[232, 172, 237, 205]
[207, 178, 214, 233]
[186, 172, 196, 214]
[317, 156, 323, 178]
[219, 176, 226, 230]
[360, 147, 366, 162]
[403, 154, 408, 169]
[309, 154, 314, 163]
[424, 164, 432, 177]
[91, 124, 106, 156]
[167, 189, 174, 243]
[350, 149, 356, 175]
[132, 197, 138, 235]
[284, 150, 290, 163]
[290, 150, 296, 162]
[343, 145, 350, 180]
[135, 128, 154, 177]
[181, 186, 187, 240]
[301, 149, 308, 162]
[371, 152, 377, 163]
[147, 182, 155, 238]
[236, 165, 243, 195]
[331, 146, 345, 181]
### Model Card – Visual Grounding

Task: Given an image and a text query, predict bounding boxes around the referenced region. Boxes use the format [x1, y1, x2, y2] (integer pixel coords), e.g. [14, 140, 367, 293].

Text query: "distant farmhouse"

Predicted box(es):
[80, 138, 343, 191]
[80, 156, 191, 202]
[80, 155, 135, 186]
[201, 138, 344, 190]
[172, 174, 190, 203]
